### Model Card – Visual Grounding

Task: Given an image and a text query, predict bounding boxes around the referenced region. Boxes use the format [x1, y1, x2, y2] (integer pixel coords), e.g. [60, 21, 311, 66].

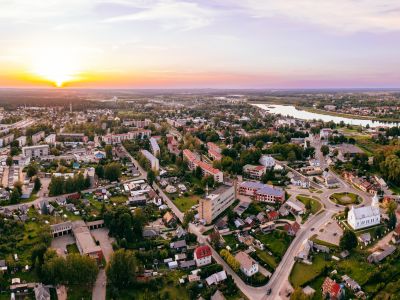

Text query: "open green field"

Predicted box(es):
[290, 254, 328, 287]
[107, 271, 190, 300]
[353, 136, 382, 156]
[330, 192, 361, 205]
[296, 195, 322, 214]
[255, 231, 292, 259]
[223, 234, 238, 249]
[110, 195, 128, 204]
[172, 195, 199, 212]
[255, 249, 278, 270]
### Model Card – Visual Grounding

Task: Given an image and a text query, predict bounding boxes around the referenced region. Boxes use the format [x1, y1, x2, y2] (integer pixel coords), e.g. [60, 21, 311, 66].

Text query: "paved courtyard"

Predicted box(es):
[315, 220, 343, 246]
[51, 234, 75, 257]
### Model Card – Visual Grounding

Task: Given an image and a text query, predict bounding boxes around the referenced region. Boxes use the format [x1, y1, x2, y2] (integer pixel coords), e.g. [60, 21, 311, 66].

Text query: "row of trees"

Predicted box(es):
[219, 249, 240, 273]
[95, 162, 122, 182]
[48, 173, 91, 196]
[40, 250, 98, 286]
[104, 206, 145, 243]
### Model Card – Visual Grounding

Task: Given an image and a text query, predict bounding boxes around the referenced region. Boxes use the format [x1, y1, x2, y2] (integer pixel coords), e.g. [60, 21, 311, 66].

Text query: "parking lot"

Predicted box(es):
[51, 234, 76, 257]
[315, 220, 343, 246]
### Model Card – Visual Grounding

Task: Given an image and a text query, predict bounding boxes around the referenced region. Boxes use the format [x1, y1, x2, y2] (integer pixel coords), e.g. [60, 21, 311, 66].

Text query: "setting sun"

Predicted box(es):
[31, 48, 81, 87]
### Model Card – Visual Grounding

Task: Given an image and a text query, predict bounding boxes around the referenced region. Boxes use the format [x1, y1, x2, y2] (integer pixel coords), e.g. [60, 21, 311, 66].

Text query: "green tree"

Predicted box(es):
[34, 176, 42, 192]
[95, 164, 104, 178]
[6, 156, 12, 167]
[320, 145, 330, 156]
[65, 177, 75, 193]
[201, 175, 215, 188]
[389, 212, 397, 229]
[49, 176, 65, 196]
[105, 144, 113, 160]
[9, 188, 21, 204]
[340, 230, 358, 250]
[183, 210, 195, 229]
[287, 150, 296, 163]
[104, 163, 122, 182]
[27, 162, 39, 177]
[106, 249, 137, 289]
[147, 169, 156, 186]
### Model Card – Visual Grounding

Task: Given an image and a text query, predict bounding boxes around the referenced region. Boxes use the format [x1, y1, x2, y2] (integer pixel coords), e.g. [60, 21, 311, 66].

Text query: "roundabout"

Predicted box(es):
[329, 192, 363, 206]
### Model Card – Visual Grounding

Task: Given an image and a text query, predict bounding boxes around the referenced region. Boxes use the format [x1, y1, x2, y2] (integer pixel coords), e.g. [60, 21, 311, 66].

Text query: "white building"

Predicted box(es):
[44, 134, 57, 145]
[141, 149, 159, 172]
[22, 145, 50, 158]
[320, 128, 333, 140]
[259, 155, 275, 168]
[235, 251, 259, 277]
[149, 137, 160, 156]
[16, 136, 27, 147]
[348, 194, 380, 230]
[194, 245, 212, 267]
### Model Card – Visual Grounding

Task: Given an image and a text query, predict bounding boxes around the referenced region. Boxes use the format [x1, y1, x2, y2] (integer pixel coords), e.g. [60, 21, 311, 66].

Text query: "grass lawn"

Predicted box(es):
[255, 231, 292, 259]
[337, 254, 375, 286]
[353, 136, 381, 156]
[330, 192, 361, 205]
[255, 249, 278, 270]
[290, 254, 328, 287]
[108, 271, 190, 300]
[110, 195, 128, 204]
[66, 243, 79, 254]
[223, 234, 238, 249]
[172, 195, 199, 212]
[296, 195, 322, 214]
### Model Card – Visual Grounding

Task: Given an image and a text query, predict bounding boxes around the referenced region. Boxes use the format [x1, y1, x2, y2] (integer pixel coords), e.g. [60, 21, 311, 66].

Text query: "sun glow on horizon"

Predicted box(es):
[31, 48, 82, 87]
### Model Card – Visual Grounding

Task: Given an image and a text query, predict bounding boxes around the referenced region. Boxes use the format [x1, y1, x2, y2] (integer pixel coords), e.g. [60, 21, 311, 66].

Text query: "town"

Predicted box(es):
[0, 90, 399, 300]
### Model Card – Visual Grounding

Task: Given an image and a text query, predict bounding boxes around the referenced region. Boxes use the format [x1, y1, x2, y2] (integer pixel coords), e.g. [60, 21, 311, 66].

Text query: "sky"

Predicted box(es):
[1, 0, 400, 89]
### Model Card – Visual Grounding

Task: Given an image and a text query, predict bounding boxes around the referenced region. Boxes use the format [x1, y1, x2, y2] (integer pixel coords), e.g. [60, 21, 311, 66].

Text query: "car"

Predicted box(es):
[267, 288, 272, 295]
[310, 227, 315, 231]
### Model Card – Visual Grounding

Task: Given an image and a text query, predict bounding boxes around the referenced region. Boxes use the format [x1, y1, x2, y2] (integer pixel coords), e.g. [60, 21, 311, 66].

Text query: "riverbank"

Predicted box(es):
[299, 107, 400, 123]
[253, 103, 400, 128]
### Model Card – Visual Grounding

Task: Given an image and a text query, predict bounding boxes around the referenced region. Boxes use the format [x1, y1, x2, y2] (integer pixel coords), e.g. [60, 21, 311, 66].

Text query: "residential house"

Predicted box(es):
[235, 251, 259, 277]
[194, 245, 212, 267]
[321, 277, 344, 300]
[284, 222, 300, 236]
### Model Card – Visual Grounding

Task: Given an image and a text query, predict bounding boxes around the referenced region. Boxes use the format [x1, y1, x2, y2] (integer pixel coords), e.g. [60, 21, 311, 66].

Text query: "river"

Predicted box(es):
[254, 104, 400, 128]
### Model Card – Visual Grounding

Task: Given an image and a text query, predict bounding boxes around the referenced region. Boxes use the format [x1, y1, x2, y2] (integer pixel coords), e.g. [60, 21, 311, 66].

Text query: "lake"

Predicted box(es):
[254, 104, 400, 128]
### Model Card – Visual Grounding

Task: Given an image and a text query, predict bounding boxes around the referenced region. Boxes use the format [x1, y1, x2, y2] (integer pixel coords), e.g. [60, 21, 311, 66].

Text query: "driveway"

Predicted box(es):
[51, 234, 75, 257]
[91, 228, 114, 263]
[91, 228, 114, 300]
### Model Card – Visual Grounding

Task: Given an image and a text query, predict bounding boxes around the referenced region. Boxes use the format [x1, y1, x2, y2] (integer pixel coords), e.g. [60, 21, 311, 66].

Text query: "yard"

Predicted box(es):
[108, 271, 190, 300]
[255, 249, 278, 270]
[254, 231, 292, 260]
[223, 234, 239, 250]
[329, 192, 361, 206]
[296, 195, 322, 214]
[66, 243, 79, 254]
[172, 195, 199, 212]
[290, 254, 328, 287]
[110, 195, 128, 204]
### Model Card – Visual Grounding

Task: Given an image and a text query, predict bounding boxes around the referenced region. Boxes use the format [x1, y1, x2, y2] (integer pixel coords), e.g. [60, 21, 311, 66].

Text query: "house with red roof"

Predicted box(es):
[194, 245, 212, 267]
[284, 222, 300, 236]
[267, 211, 279, 221]
[321, 277, 344, 300]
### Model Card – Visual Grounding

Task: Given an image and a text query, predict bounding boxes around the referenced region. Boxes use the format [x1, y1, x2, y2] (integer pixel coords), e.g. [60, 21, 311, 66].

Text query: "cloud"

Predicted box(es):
[104, 0, 215, 30]
[229, 0, 400, 33]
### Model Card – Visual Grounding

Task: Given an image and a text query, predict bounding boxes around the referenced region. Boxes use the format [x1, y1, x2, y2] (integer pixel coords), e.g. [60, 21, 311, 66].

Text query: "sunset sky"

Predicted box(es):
[1, 0, 400, 88]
